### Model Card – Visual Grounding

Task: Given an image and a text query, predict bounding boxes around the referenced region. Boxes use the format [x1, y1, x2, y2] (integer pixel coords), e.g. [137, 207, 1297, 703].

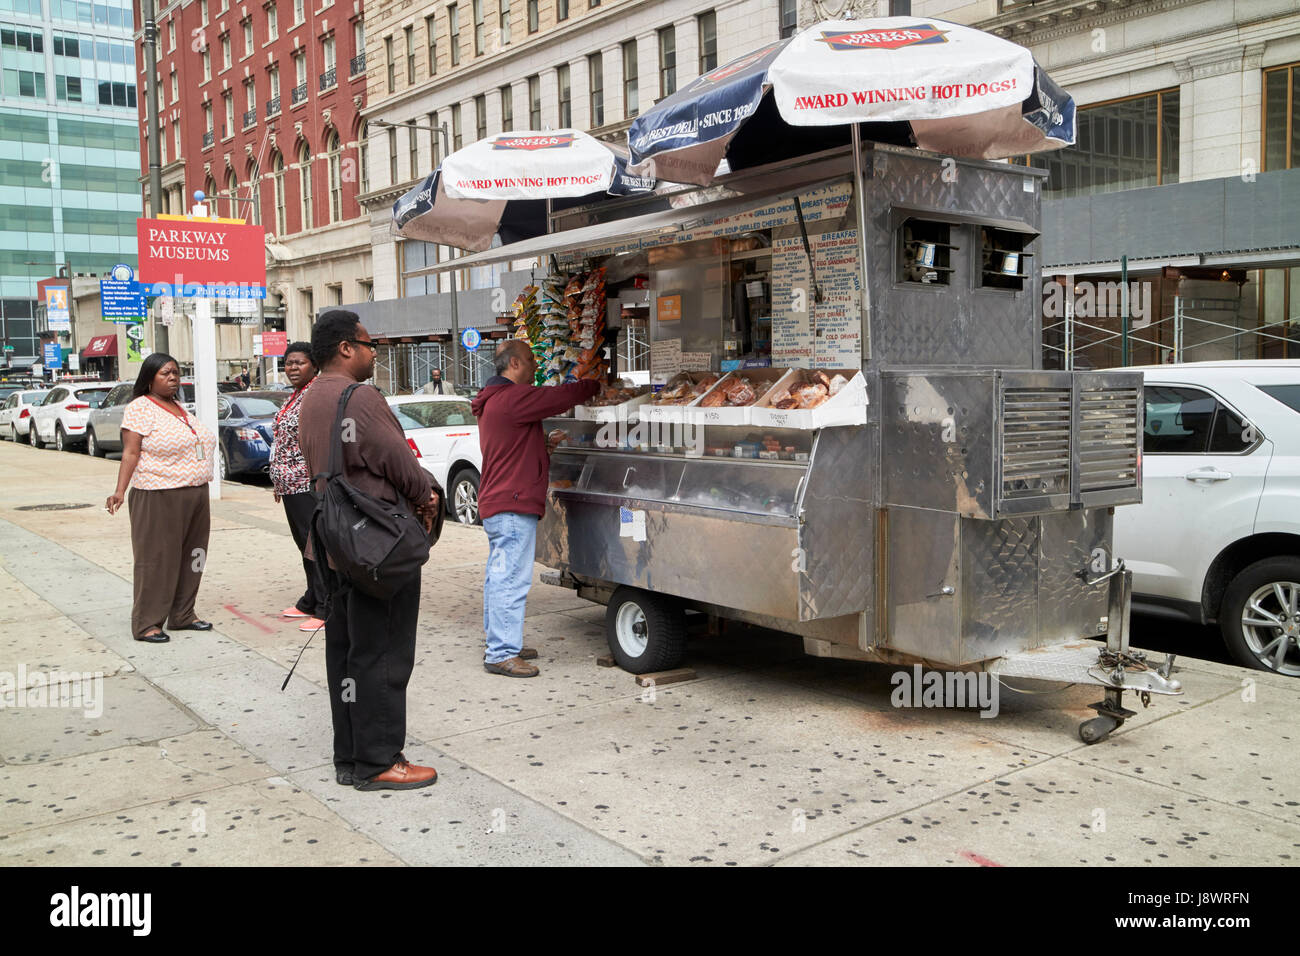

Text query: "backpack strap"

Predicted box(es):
[323, 383, 362, 483]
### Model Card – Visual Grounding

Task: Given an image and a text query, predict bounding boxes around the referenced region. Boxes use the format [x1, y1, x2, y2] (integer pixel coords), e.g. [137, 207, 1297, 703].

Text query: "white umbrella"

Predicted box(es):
[393, 129, 655, 250]
[628, 17, 1074, 185]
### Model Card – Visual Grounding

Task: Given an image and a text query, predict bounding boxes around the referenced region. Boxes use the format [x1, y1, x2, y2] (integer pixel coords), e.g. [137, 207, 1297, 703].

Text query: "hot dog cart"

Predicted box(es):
[412, 139, 1183, 743]
[517, 142, 1182, 745]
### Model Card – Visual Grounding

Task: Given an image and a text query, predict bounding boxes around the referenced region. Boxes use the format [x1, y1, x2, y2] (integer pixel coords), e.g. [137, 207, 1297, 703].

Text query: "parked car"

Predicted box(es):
[86, 380, 201, 457]
[216, 391, 288, 479]
[0, 388, 50, 442]
[29, 382, 119, 451]
[1113, 360, 1300, 676]
[386, 394, 482, 525]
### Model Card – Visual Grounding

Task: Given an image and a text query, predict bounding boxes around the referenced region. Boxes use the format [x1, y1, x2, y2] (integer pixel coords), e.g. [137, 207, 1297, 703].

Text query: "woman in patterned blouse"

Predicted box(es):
[269, 342, 325, 632]
[106, 353, 217, 644]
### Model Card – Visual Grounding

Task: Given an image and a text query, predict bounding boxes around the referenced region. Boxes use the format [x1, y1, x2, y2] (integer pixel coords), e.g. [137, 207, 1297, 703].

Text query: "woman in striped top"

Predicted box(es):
[106, 353, 217, 644]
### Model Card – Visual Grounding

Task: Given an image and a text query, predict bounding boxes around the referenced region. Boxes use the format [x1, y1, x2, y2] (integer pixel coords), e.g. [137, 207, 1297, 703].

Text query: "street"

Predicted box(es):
[1, 438, 1297, 867]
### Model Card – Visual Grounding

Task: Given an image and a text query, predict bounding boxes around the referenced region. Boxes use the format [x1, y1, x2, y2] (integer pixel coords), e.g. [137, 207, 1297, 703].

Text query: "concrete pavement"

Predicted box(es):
[1, 438, 1297, 867]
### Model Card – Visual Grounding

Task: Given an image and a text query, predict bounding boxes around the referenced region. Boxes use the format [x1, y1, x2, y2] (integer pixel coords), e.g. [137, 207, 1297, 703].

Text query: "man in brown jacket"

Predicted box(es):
[298, 310, 442, 792]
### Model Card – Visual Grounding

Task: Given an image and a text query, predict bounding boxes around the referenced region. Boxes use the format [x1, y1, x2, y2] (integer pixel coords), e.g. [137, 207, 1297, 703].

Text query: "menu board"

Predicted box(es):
[650, 337, 682, 383]
[771, 228, 861, 368]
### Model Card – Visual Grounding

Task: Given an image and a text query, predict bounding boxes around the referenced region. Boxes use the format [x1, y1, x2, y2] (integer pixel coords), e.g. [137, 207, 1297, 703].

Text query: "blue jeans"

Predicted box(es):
[483, 512, 539, 663]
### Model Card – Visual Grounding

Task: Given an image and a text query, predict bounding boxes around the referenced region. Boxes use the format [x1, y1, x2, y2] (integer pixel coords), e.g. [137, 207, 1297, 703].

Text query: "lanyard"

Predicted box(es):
[147, 394, 205, 460]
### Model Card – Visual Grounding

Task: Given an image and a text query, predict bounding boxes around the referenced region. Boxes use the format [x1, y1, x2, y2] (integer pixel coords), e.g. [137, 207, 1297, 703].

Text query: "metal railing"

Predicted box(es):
[266, 95, 280, 116]
[350, 52, 365, 76]
[202, 130, 214, 148]
[243, 108, 256, 128]
[291, 83, 308, 106]
[319, 67, 335, 90]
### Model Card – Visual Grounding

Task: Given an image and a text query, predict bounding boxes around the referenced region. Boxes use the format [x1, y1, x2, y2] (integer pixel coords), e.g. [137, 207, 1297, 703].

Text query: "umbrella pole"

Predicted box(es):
[851, 124, 872, 363]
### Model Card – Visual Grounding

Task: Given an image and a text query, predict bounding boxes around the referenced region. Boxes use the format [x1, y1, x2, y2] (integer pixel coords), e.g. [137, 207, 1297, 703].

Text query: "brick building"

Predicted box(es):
[131, 0, 372, 372]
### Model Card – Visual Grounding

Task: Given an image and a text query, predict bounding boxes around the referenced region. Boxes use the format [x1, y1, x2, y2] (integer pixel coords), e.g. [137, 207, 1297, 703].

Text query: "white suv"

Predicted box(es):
[1114, 360, 1300, 676]
[29, 382, 119, 452]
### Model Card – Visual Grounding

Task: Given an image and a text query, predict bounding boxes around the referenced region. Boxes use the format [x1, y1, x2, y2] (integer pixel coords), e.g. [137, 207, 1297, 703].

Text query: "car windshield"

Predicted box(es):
[75, 388, 112, 405]
[23, 391, 48, 403]
[235, 397, 285, 417]
[1256, 383, 1300, 414]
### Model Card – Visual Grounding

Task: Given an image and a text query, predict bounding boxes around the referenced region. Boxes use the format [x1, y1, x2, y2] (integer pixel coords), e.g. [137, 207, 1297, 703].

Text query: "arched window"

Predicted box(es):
[226, 170, 238, 220]
[359, 121, 370, 194]
[271, 151, 286, 236]
[326, 130, 342, 223]
[247, 160, 262, 226]
[298, 142, 313, 232]
[204, 176, 217, 211]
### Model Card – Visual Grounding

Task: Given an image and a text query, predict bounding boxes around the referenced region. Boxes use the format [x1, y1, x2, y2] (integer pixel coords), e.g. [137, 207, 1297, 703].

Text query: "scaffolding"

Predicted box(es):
[1044, 294, 1298, 368]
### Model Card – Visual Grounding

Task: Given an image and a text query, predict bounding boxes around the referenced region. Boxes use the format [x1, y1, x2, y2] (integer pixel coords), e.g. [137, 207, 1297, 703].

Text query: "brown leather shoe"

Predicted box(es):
[519, 646, 538, 660]
[483, 656, 539, 678]
[354, 759, 438, 791]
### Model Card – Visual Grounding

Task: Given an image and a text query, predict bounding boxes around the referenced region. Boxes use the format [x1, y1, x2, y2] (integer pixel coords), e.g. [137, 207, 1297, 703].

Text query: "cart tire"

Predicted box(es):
[1079, 714, 1121, 744]
[605, 586, 685, 675]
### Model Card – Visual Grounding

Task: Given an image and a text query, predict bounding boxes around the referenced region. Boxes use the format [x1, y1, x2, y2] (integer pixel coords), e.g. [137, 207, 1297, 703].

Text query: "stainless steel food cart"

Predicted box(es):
[431, 143, 1183, 743]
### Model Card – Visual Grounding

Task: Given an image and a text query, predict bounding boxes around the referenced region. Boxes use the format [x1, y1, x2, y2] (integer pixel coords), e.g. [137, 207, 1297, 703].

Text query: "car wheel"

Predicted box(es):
[450, 469, 480, 525]
[219, 447, 230, 481]
[29, 423, 41, 448]
[55, 424, 67, 452]
[87, 429, 103, 458]
[604, 586, 686, 675]
[1221, 557, 1300, 678]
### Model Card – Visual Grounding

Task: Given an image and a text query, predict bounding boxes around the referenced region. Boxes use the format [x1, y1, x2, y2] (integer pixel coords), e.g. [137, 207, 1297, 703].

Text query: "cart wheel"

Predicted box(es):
[605, 586, 685, 675]
[1079, 714, 1122, 745]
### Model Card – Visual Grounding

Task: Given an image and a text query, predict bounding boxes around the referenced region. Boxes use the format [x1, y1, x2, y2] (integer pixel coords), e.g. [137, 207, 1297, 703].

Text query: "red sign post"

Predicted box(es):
[261, 331, 288, 356]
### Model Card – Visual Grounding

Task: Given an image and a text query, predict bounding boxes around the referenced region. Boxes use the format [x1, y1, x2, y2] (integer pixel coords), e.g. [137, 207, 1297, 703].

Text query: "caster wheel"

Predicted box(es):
[1079, 714, 1122, 744]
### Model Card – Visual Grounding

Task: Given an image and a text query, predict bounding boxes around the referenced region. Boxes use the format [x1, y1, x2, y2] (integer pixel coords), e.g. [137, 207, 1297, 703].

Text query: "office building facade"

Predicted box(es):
[1, 0, 141, 369]
[130, 0, 370, 374]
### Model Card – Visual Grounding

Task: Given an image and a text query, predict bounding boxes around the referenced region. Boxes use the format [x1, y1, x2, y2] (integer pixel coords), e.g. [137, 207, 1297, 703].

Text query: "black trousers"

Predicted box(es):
[281, 492, 324, 617]
[324, 573, 421, 780]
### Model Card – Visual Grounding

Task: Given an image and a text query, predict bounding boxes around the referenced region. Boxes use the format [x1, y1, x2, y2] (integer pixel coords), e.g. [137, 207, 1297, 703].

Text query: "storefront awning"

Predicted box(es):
[82, 334, 117, 358]
[402, 166, 855, 279]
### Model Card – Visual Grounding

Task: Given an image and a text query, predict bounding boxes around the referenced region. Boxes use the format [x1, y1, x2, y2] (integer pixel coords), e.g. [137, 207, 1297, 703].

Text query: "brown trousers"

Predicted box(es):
[128, 484, 211, 637]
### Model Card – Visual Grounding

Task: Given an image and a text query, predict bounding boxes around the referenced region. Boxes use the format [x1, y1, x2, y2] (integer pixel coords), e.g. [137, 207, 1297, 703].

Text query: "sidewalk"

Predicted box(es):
[1, 439, 1297, 867]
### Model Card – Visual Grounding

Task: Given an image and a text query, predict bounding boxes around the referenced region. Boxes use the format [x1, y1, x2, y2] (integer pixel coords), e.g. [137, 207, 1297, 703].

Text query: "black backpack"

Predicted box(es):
[308, 383, 433, 601]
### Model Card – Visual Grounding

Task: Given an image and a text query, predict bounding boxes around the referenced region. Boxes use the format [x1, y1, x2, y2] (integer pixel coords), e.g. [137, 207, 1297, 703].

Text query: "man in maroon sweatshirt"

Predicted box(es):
[471, 339, 599, 677]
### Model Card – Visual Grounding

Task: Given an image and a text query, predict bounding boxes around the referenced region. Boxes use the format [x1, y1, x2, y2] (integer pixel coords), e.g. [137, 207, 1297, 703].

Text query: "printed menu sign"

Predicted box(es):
[771, 228, 861, 368]
[650, 337, 682, 383]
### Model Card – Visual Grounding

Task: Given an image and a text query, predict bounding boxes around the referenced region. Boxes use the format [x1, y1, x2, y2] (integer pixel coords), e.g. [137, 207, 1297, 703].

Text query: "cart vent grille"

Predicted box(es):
[1078, 386, 1140, 492]
[1000, 386, 1072, 500]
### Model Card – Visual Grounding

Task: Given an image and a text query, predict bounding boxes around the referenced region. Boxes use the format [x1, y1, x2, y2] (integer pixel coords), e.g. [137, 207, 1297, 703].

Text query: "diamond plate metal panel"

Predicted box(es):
[863, 149, 1041, 370]
[960, 515, 1041, 662]
[1039, 509, 1111, 641]
[797, 424, 874, 623]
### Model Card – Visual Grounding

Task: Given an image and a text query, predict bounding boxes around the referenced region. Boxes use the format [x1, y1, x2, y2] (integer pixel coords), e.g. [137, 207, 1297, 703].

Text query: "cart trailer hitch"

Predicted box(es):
[1076, 561, 1182, 744]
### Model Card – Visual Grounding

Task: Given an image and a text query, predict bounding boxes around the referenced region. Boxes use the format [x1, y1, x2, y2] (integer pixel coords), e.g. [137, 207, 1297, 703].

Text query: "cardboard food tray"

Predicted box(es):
[751, 369, 868, 429]
[641, 372, 719, 424]
[573, 390, 653, 422]
[683, 368, 789, 427]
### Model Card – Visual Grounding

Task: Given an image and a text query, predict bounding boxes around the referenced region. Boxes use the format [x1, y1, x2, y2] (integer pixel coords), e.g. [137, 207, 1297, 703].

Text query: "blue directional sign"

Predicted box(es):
[42, 342, 62, 369]
[461, 327, 482, 352]
[101, 263, 147, 321]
